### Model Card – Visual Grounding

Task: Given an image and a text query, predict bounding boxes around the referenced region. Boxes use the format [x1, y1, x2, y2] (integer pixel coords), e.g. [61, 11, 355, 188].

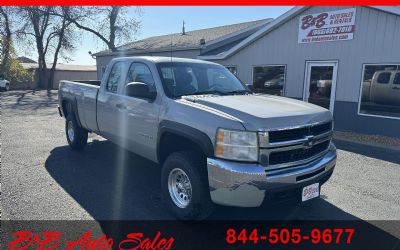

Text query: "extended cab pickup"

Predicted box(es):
[362, 70, 400, 105]
[58, 57, 336, 219]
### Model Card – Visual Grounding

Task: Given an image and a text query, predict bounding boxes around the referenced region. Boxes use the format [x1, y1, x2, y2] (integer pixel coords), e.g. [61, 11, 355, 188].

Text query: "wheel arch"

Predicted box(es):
[157, 120, 214, 164]
[61, 97, 83, 127]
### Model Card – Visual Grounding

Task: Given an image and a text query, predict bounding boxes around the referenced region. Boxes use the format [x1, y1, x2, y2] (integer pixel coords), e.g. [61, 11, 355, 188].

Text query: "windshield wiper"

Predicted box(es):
[224, 90, 252, 95]
[175, 90, 251, 99]
[183, 90, 227, 96]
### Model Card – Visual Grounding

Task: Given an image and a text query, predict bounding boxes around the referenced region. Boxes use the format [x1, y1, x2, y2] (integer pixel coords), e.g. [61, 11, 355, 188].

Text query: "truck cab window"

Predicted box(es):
[377, 72, 391, 84]
[157, 62, 246, 98]
[106, 62, 123, 93]
[394, 73, 400, 85]
[126, 63, 155, 87]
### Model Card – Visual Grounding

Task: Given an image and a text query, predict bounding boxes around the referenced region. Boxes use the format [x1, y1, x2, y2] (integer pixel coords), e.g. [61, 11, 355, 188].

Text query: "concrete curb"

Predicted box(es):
[333, 135, 400, 152]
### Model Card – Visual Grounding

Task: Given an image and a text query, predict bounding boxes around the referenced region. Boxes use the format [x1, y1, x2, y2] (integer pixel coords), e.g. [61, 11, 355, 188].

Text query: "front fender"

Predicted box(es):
[157, 120, 214, 162]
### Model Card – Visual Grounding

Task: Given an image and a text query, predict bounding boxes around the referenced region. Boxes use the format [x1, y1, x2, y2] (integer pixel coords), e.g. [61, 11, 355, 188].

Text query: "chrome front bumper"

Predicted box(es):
[207, 143, 337, 207]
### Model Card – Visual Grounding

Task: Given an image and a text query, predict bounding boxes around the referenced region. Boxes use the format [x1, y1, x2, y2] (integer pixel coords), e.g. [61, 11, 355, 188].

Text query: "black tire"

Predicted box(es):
[161, 150, 214, 220]
[65, 114, 88, 150]
[5, 84, 10, 91]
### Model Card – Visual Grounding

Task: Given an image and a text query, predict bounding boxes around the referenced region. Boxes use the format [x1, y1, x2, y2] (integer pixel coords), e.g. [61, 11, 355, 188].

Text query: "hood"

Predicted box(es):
[182, 94, 332, 131]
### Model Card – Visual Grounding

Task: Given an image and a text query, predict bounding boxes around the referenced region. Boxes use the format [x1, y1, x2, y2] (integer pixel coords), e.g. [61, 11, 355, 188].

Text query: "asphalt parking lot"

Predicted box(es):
[1, 90, 400, 224]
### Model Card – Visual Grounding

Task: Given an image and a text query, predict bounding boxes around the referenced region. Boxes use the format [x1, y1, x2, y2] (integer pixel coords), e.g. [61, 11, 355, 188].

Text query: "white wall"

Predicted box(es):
[52, 70, 97, 89]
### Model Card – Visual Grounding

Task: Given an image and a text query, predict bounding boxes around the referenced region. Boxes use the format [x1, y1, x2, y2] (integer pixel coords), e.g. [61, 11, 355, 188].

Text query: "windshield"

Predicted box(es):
[156, 62, 249, 98]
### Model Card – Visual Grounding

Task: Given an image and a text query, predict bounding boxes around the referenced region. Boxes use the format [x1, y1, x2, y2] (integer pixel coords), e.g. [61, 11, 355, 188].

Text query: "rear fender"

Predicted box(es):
[61, 97, 83, 128]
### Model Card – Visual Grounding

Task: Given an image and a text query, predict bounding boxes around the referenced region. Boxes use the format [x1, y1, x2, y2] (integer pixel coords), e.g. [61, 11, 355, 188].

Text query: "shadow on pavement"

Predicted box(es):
[46, 139, 359, 221]
[1, 90, 58, 112]
[334, 138, 400, 164]
[45, 140, 400, 248]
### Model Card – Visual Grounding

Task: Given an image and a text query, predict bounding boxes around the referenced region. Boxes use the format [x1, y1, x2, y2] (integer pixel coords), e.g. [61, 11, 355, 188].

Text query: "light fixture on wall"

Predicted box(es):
[88, 51, 96, 59]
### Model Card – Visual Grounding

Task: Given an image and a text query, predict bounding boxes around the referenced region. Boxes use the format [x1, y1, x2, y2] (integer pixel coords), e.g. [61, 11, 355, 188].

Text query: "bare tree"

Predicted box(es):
[60, 7, 141, 51]
[18, 6, 75, 89]
[0, 7, 13, 75]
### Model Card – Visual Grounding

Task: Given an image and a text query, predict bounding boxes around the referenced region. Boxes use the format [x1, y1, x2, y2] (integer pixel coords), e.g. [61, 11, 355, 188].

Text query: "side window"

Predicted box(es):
[106, 62, 123, 93]
[394, 73, 400, 85]
[126, 63, 155, 86]
[225, 66, 237, 76]
[377, 72, 391, 84]
[252, 65, 286, 96]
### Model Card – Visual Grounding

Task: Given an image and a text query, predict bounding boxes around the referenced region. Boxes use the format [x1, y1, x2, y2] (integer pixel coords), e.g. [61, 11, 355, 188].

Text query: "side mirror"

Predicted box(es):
[246, 84, 255, 92]
[125, 82, 157, 101]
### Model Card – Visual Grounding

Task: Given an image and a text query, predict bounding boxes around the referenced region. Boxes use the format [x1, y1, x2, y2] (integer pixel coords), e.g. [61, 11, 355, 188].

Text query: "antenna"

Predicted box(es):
[182, 20, 186, 35]
[170, 36, 173, 63]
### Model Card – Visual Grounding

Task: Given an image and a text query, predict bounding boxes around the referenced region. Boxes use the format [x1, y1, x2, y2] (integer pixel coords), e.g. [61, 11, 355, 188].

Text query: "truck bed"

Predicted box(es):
[71, 80, 101, 86]
[58, 80, 100, 132]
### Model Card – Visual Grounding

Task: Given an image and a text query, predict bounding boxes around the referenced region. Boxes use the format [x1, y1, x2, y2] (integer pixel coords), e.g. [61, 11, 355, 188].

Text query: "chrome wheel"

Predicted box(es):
[5, 84, 9, 91]
[168, 168, 192, 208]
[67, 120, 75, 142]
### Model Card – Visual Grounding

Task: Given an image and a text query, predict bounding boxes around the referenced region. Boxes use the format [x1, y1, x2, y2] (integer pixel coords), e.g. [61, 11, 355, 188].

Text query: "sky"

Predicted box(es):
[61, 6, 293, 65]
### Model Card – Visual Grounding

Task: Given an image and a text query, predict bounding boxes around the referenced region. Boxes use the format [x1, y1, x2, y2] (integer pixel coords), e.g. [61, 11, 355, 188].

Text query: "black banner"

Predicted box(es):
[1, 220, 399, 249]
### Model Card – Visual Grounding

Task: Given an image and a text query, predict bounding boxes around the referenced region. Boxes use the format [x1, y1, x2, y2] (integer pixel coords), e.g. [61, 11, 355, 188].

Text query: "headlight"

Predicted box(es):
[215, 128, 258, 162]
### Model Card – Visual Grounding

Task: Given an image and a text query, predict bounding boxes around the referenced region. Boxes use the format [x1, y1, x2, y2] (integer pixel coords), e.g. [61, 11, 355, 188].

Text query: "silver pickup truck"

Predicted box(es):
[58, 57, 336, 219]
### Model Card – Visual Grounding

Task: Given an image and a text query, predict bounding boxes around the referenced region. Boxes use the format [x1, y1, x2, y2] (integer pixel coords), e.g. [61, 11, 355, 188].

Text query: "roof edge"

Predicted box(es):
[369, 6, 400, 16]
[93, 19, 272, 57]
[197, 6, 307, 60]
[198, 6, 400, 60]
[94, 46, 201, 57]
[203, 18, 273, 48]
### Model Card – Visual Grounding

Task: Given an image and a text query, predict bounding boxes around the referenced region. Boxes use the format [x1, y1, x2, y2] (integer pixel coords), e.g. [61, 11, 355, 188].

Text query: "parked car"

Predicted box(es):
[264, 73, 284, 89]
[363, 70, 400, 105]
[58, 57, 336, 220]
[0, 75, 10, 91]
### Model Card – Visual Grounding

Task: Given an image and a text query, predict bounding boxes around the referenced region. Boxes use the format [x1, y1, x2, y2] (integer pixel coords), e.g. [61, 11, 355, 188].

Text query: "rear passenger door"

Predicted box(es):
[117, 62, 161, 162]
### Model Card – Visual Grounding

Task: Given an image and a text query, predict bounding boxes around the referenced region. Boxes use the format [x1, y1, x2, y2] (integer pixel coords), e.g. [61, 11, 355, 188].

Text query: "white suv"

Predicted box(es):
[0, 75, 10, 91]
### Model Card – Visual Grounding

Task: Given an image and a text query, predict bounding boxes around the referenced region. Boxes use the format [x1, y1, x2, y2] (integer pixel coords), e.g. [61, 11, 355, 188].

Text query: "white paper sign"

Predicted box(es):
[298, 8, 356, 44]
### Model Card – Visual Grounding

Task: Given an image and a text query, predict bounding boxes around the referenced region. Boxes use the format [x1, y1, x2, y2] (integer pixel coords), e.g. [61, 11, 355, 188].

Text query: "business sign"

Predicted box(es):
[298, 8, 356, 44]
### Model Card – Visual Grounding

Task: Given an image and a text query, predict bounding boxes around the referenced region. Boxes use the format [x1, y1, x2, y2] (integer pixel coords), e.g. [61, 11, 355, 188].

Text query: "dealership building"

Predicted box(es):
[94, 6, 400, 138]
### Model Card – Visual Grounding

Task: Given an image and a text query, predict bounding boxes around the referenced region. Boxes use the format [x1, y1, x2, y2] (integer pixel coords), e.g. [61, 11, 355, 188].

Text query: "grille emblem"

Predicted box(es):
[304, 135, 315, 149]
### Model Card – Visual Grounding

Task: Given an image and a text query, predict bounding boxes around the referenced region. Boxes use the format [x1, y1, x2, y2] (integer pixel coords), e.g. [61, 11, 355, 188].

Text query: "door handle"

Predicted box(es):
[392, 86, 400, 90]
[116, 103, 127, 109]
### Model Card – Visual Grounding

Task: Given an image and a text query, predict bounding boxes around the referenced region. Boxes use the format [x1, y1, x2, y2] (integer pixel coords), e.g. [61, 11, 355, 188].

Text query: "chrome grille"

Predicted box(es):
[258, 121, 333, 169]
[268, 122, 332, 143]
[269, 140, 330, 165]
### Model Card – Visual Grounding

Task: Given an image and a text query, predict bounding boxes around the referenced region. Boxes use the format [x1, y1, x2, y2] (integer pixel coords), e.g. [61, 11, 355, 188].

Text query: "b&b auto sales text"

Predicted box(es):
[8, 231, 175, 250]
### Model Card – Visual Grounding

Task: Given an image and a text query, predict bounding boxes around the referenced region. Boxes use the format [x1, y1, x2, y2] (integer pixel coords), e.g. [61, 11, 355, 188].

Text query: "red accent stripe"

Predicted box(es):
[2, 2, 400, 6]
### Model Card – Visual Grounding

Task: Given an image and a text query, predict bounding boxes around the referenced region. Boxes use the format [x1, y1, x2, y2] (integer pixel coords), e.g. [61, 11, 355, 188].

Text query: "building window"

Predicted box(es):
[225, 66, 237, 76]
[253, 65, 286, 96]
[359, 64, 400, 119]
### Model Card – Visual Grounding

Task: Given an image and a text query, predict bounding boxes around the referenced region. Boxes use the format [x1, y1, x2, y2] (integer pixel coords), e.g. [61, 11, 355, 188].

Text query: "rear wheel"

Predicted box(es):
[66, 114, 88, 150]
[5, 83, 10, 91]
[161, 150, 214, 220]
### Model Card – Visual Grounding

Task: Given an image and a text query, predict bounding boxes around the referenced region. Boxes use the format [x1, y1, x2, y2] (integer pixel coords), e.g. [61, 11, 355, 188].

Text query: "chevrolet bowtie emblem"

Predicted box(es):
[304, 135, 315, 149]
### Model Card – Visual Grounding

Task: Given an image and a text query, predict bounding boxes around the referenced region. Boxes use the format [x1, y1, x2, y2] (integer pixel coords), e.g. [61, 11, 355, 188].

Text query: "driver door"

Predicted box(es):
[117, 62, 161, 162]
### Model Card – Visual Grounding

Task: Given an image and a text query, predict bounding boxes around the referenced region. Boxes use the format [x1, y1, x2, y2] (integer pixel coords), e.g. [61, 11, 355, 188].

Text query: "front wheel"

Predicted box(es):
[66, 114, 88, 150]
[161, 151, 214, 220]
[5, 84, 10, 91]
